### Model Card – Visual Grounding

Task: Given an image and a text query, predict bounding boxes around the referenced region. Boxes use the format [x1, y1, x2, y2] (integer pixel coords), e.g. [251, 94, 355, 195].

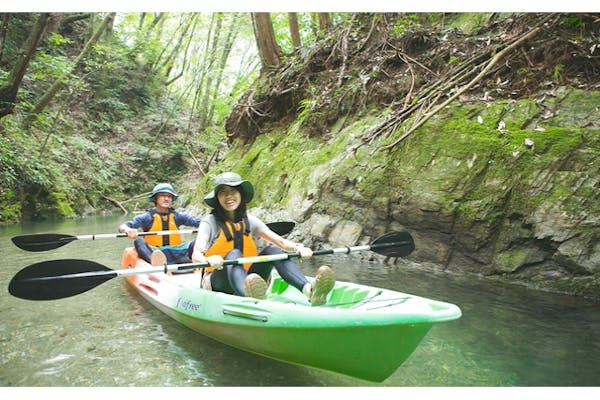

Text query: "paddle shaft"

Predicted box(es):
[312, 241, 410, 256]
[20, 240, 411, 281]
[76, 221, 291, 240]
[119, 239, 413, 276]
[12, 251, 302, 289]
[9, 230, 414, 300]
[11, 221, 295, 252]
[78, 229, 197, 241]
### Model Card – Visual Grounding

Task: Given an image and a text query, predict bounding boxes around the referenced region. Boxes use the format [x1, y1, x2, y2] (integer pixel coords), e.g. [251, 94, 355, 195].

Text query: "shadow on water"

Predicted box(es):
[1, 216, 599, 388]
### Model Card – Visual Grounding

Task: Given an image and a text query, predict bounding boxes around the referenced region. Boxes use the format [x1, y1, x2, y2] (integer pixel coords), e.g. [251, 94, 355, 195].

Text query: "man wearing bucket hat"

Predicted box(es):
[119, 183, 202, 265]
[192, 172, 335, 305]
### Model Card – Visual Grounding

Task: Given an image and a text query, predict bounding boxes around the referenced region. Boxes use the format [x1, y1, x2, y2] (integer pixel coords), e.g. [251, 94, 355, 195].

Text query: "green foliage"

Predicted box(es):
[29, 53, 72, 80]
[270, 13, 295, 53]
[0, 69, 9, 85]
[0, 21, 185, 219]
[83, 42, 154, 120]
[562, 15, 586, 31]
[0, 14, 38, 67]
[0, 122, 47, 188]
[553, 64, 564, 83]
[445, 13, 497, 34]
[46, 32, 73, 47]
[26, 30, 77, 86]
[296, 98, 319, 128]
[0, 119, 55, 222]
[391, 14, 422, 37]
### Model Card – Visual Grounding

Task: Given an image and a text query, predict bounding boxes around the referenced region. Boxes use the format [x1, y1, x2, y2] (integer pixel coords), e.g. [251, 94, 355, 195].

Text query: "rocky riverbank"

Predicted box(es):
[198, 14, 599, 299]
[185, 85, 599, 299]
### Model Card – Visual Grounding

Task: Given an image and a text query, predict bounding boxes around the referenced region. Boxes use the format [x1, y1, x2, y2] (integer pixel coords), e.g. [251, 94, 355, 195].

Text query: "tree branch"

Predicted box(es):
[381, 18, 550, 152]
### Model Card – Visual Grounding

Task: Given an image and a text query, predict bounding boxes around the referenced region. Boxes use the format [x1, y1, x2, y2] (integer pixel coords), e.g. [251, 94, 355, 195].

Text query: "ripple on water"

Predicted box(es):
[36, 354, 74, 376]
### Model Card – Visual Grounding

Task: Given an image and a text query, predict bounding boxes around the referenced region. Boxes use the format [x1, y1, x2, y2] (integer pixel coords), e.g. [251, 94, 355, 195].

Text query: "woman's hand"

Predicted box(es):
[295, 244, 313, 258]
[192, 234, 223, 269]
[205, 255, 225, 270]
[262, 230, 313, 258]
[192, 251, 224, 270]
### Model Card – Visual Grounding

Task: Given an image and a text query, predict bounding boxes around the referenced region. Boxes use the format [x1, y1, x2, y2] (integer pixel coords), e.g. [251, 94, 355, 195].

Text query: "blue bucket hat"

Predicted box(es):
[149, 183, 179, 201]
[204, 172, 254, 208]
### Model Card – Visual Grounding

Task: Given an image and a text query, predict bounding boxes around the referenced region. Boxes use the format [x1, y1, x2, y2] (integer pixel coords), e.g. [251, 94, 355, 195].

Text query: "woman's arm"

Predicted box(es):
[254, 217, 312, 257]
[191, 218, 224, 268]
[191, 221, 211, 263]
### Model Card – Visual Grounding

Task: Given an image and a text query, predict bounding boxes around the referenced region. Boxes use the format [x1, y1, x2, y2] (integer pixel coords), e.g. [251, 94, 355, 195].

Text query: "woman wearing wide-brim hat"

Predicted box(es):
[192, 172, 335, 305]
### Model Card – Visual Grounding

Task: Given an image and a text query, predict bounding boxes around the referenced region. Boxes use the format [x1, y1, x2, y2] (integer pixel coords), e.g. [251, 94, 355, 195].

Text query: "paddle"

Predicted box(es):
[9, 231, 414, 301]
[11, 221, 296, 252]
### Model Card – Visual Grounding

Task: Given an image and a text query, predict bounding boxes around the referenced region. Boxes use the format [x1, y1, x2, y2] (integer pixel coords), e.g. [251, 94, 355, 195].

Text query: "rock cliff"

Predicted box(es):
[194, 13, 600, 298]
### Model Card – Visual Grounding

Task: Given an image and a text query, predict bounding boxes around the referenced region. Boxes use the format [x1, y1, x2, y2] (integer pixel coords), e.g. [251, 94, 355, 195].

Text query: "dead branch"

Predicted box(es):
[120, 191, 152, 204]
[206, 148, 220, 171]
[398, 52, 416, 110]
[336, 24, 351, 88]
[186, 144, 206, 176]
[102, 195, 128, 215]
[380, 18, 549, 152]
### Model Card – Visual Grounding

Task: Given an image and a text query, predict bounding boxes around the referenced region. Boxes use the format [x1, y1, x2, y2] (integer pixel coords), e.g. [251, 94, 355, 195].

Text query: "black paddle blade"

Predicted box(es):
[11, 233, 77, 252]
[370, 231, 415, 257]
[266, 221, 295, 237]
[8, 259, 116, 301]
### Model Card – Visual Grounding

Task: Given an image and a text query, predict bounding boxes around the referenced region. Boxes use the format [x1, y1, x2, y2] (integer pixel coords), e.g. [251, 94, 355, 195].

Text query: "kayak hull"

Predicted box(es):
[121, 247, 461, 382]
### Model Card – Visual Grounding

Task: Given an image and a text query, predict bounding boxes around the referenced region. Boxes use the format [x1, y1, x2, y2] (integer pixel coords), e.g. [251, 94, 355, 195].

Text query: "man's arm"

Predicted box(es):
[118, 213, 152, 238]
[175, 212, 202, 228]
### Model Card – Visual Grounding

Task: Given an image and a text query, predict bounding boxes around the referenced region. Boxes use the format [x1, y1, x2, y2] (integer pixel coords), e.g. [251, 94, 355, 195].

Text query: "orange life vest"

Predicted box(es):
[204, 218, 257, 272]
[144, 210, 182, 247]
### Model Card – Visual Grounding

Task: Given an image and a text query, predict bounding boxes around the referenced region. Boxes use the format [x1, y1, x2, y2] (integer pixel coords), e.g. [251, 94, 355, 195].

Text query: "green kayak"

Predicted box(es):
[121, 247, 462, 382]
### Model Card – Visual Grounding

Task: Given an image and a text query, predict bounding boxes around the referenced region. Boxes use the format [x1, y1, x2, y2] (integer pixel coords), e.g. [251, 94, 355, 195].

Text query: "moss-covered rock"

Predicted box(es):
[197, 88, 600, 298]
[196, 14, 600, 298]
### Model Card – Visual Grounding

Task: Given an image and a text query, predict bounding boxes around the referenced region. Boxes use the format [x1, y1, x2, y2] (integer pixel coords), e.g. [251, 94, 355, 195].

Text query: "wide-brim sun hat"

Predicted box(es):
[148, 182, 179, 201]
[204, 172, 254, 208]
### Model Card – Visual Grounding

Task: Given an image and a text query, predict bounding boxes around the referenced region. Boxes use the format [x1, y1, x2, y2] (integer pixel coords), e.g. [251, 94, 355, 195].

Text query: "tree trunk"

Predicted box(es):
[197, 13, 223, 131]
[143, 13, 167, 74]
[0, 13, 11, 60]
[206, 13, 241, 127]
[318, 13, 331, 31]
[310, 14, 319, 36]
[186, 15, 213, 142]
[25, 12, 115, 126]
[164, 14, 199, 85]
[252, 12, 281, 70]
[0, 13, 50, 119]
[288, 13, 301, 50]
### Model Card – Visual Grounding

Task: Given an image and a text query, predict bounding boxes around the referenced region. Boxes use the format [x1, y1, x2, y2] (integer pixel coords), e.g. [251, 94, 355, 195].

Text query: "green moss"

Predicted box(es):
[545, 89, 600, 128]
[205, 88, 599, 244]
[496, 248, 529, 272]
[0, 192, 22, 224]
[41, 191, 75, 219]
[445, 13, 498, 34]
[533, 127, 584, 156]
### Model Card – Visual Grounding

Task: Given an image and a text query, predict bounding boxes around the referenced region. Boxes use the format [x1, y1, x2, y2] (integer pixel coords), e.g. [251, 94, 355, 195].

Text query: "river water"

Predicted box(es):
[1, 216, 598, 394]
